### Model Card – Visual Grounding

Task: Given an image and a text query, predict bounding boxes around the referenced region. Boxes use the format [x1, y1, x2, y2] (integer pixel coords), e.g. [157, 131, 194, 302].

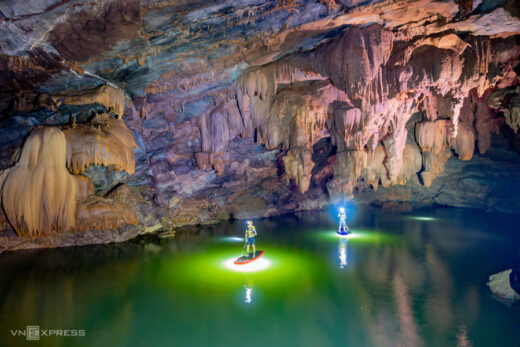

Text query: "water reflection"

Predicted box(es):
[338, 237, 348, 269]
[244, 286, 253, 304]
[0, 207, 519, 346]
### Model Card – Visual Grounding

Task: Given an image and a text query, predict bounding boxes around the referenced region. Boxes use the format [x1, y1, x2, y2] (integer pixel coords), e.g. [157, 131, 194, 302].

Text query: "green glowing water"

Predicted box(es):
[0, 206, 519, 346]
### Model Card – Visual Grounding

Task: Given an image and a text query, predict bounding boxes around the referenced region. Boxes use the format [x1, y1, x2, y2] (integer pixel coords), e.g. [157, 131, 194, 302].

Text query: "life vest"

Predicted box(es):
[338, 212, 346, 221]
[246, 225, 257, 238]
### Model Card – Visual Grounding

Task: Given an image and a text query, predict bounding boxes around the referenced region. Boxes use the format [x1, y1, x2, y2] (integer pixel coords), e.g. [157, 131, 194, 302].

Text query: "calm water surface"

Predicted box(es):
[0, 206, 519, 347]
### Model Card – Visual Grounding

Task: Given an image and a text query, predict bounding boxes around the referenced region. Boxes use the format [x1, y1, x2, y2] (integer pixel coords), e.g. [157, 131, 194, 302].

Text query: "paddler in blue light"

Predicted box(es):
[245, 220, 257, 257]
[338, 207, 350, 234]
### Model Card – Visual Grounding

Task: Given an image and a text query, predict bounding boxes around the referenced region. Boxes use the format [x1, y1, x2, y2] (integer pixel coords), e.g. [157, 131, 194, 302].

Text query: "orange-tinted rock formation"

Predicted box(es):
[0, 0, 520, 249]
[1, 127, 78, 237]
[63, 113, 138, 175]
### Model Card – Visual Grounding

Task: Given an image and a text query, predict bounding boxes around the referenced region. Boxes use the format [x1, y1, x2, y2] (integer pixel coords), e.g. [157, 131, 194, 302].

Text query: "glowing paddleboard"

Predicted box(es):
[337, 227, 350, 236]
[234, 250, 264, 265]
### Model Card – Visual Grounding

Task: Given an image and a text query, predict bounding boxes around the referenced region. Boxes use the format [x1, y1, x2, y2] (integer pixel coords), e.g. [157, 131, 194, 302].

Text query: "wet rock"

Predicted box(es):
[488, 269, 520, 303]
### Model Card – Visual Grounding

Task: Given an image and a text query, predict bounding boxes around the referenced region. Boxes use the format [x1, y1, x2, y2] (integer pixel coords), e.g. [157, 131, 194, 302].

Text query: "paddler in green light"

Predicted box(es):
[245, 220, 257, 257]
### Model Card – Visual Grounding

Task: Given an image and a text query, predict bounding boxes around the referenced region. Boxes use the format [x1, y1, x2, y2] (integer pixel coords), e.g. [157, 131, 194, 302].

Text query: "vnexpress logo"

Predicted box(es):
[10, 325, 85, 341]
[26, 326, 40, 341]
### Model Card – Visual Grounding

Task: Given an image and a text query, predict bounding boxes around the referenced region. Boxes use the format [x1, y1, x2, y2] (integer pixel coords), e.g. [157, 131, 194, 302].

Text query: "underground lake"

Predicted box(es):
[1, 206, 519, 346]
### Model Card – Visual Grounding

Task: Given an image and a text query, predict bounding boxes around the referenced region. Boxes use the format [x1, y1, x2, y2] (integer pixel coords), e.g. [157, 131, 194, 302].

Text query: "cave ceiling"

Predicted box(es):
[0, 0, 518, 111]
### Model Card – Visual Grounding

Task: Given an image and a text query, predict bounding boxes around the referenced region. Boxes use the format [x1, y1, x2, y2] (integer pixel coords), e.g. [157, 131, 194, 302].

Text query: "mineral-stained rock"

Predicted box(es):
[309, 24, 394, 102]
[75, 197, 138, 232]
[282, 148, 314, 194]
[326, 177, 355, 203]
[327, 150, 367, 199]
[454, 123, 476, 161]
[415, 120, 447, 153]
[0, 127, 78, 237]
[504, 95, 520, 133]
[361, 145, 387, 190]
[63, 113, 138, 174]
[395, 144, 423, 186]
[383, 118, 410, 185]
[56, 84, 126, 118]
[0, 110, 139, 239]
[209, 152, 232, 175]
[421, 148, 452, 188]
[76, 182, 138, 233]
[195, 152, 211, 171]
[0, 0, 520, 250]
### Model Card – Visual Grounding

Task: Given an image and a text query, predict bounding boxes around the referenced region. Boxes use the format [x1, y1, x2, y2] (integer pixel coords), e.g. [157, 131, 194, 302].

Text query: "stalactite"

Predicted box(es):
[474, 97, 499, 154]
[309, 24, 394, 101]
[504, 107, 520, 133]
[383, 120, 409, 184]
[56, 84, 126, 117]
[415, 120, 447, 153]
[63, 113, 138, 175]
[453, 123, 475, 161]
[326, 150, 367, 199]
[395, 144, 422, 185]
[361, 145, 386, 191]
[421, 148, 452, 187]
[282, 148, 314, 194]
[1, 127, 78, 237]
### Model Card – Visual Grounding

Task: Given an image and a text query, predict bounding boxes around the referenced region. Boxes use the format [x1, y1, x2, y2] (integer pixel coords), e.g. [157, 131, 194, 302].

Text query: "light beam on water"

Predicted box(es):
[222, 257, 272, 272]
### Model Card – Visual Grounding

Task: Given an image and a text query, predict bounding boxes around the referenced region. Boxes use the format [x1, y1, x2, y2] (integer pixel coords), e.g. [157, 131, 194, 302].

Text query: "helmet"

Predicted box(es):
[339, 207, 345, 213]
[247, 220, 253, 225]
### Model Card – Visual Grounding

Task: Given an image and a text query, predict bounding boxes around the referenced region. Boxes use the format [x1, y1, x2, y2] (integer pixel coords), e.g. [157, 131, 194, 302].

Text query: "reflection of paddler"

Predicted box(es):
[244, 275, 253, 304]
[245, 220, 257, 257]
[339, 237, 348, 269]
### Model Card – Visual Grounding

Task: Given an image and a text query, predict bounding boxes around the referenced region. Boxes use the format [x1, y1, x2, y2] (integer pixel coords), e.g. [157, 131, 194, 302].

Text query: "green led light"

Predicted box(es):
[154, 243, 323, 292]
[222, 257, 272, 272]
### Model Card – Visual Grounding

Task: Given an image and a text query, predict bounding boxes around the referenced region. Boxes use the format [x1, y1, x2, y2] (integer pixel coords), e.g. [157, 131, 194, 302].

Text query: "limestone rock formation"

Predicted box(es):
[0, 127, 78, 237]
[63, 113, 138, 175]
[0, 0, 519, 249]
[488, 269, 520, 304]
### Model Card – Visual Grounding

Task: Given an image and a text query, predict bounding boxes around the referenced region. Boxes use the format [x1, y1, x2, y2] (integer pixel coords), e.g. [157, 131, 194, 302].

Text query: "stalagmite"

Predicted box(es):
[1, 127, 78, 237]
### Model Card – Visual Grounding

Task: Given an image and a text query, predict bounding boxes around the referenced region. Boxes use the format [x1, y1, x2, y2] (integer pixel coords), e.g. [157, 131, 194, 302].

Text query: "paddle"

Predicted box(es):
[240, 237, 248, 259]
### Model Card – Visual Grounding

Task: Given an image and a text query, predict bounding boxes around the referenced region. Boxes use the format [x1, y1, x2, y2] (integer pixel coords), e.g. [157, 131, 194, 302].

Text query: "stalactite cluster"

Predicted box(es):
[0, 0, 519, 249]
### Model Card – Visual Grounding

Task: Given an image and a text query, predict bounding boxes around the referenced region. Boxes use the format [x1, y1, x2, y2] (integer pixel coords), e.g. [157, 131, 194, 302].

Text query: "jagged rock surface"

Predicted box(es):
[0, 0, 519, 250]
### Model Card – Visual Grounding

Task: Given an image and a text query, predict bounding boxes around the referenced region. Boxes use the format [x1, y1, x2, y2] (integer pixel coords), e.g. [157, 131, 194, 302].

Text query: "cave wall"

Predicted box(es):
[0, 0, 520, 249]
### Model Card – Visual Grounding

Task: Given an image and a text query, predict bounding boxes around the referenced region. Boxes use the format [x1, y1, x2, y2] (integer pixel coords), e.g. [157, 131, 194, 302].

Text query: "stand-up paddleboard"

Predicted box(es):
[337, 227, 350, 236]
[234, 250, 264, 265]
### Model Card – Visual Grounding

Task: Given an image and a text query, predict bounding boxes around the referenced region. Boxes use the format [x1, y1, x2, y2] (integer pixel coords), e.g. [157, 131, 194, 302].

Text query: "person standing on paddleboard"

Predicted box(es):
[338, 207, 349, 234]
[245, 220, 257, 257]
